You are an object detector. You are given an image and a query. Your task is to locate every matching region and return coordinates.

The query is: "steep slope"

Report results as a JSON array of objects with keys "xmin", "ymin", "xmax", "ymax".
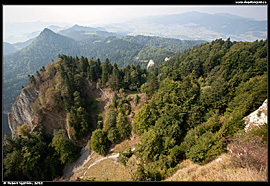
[
  {"xmin": 128, "ymin": 39, "xmax": 267, "ymax": 180},
  {"xmin": 3, "ymin": 42, "xmax": 19, "ymax": 55},
  {"xmin": 244, "ymin": 99, "xmax": 267, "ymax": 132},
  {"xmin": 3, "ymin": 28, "xmax": 80, "ymax": 112},
  {"xmin": 3, "ymin": 28, "xmax": 79, "ymax": 78},
  {"xmin": 165, "ymin": 153, "xmax": 266, "ymax": 181},
  {"xmin": 166, "ymin": 99, "xmax": 267, "ymax": 181},
  {"xmin": 8, "ymin": 87, "xmax": 39, "ymax": 138},
  {"xmin": 13, "ymin": 37, "xmax": 36, "ymax": 50}
]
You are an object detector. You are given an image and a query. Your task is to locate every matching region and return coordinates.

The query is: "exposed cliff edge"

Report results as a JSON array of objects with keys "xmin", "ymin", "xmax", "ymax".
[
  {"xmin": 7, "ymin": 78, "xmax": 111, "ymax": 140},
  {"xmin": 8, "ymin": 87, "xmax": 39, "ymax": 138},
  {"xmin": 244, "ymin": 99, "xmax": 267, "ymax": 132}
]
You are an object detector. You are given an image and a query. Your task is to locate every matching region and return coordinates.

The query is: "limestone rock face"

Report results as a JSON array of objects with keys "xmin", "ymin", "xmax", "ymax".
[
  {"xmin": 147, "ymin": 59, "xmax": 155, "ymax": 69},
  {"xmin": 8, "ymin": 87, "xmax": 39, "ymax": 138},
  {"xmin": 244, "ymin": 99, "xmax": 267, "ymax": 132}
]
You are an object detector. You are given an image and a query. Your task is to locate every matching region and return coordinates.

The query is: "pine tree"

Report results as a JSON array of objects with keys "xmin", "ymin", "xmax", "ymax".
[
  {"xmin": 124, "ymin": 64, "xmax": 131, "ymax": 88},
  {"xmin": 80, "ymin": 56, "xmax": 89, "ymax": 73},
  {"xmin": 90, "ymin": 129, "xmax": 110, "ymax": 156},
  {"xmin": 87, "ymin": 63, "xmax": 97, "ymax": 82},
  {"xmin": 102, "ymin": 58, "xmax": 110, "ymax": 86},
  {"xmin": 116, "ymin": 112, "xmax": 130, "ymax": 140},
  {"xmin": 110, "ymin": 63, "xmax": 120, "ymax": 90}
]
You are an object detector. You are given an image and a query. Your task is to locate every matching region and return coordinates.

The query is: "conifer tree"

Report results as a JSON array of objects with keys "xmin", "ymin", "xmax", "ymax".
[
  {"xmin": 102, "ymin": 58, "xmax": 110, "ymax": 86},
  {"xmin": 110, "ymin": 63, "xmax": 120, "ymax": 90}
]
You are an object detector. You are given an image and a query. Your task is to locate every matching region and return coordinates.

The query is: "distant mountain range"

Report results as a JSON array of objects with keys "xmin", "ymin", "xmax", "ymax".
[
  {"xmin": 4, "ymin": 11, "xmax": 267, "ymax": 46},
  {"xmin": 105, "ymin": 11, "xmax": 267, "ymax": 41}
]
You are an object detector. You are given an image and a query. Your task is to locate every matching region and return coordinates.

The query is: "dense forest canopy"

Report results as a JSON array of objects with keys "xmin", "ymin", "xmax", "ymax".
[
  {"xmin": 131, "ymin": 38, "xmax": 267, "ymax": 180},
  {"xmin": 3, "ymin": 38, "xmax": 267, "ymax": 181}
]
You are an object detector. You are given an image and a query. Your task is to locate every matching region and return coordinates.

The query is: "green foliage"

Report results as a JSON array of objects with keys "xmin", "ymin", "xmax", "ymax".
[
  {"xmin": 133, "ymin": 104, "xmax": 154, "ymax": 135},
  {"xmin": 224, "ymin": 73, "xmax": 267, "ymax": 135},
  {"xmin": 27, "ymin": 74, "xmax": 36, "ymax": 86},
  {"xmin": 109, "ymin": 63, "xmax": 121, "ymax": 91},
  {"xmin": 134, "ymin": 94, "xmax": 140, "ymax": 106},
  {"xmin": 170, "ymin": 144, "xmax": 185, "ymax": 163},
  {"xmin": 117, "ymin": 148, "xmax": 133, "ymax": 166},
  {"xmin": 52, "ymin": 129, "xmax": 81, "ymax": 164},
  {"xmin": 134, "ymin": 163, "xmax": 147, "ymax": 181},
  {"xmin": 141, "ymin": 72, "xmax": 159, "ymax": 98},
  {"xmin": 134, "ymin": 39, "xmax": 267, "ymax": 178},
  {"xmin": 3, "ymin": 132, "xmax": 63, "ymax": 181},
  {"xmin": 136, "ymin": 128, "xmax": 163, "ymax": 162},
  {"xmin": 4, "ymin": 38, "xmax": 267, "ymax": 181},
  {"xmin": 90, "ymin": 129, "xmax": 110, "ymax": 156},
  {"xmin": 248, "ymin": 123, "xmax": 267, "ymax": 144},
  {"xmin": 101, "ymin": 58, "xmax": 111, "ymax": 86},
  {"xmin": 102, "ymin": 94, "xmax": 131, "ymax": 144},
  {"xmin": 17, "ymin": 124, "xmax": 30, "ymax": 138},
  {"xmin": 68, "ymin": 106, "xmax": 91, "ymax": 140},
  {"xmin": 116, "ymin": 112, "xmax": 130, "ymax": 140},
  {"xmin": 186, "ymin": 132, "xmax": 214, "ymax": 163}
]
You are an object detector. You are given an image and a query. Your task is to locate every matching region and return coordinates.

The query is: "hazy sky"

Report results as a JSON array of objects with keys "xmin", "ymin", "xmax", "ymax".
[{"xmin": 3, "ymin": 5, "xmax": 268, "ymax": 25}]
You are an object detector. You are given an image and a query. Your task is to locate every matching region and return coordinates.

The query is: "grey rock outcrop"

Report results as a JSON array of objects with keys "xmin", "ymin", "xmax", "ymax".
[
  {"xmin": 244, "ymin": 99, "xmax": 267, "ymax": 132},
  {"xmin": 8, "ymin": 87, "xmax": 39, "ymax": 138}
]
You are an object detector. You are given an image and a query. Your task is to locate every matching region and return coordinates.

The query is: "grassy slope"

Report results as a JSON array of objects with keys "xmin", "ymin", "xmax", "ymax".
[{"xmin": 165, "ymin": 153, "xmax": 267, "ymax": 181}]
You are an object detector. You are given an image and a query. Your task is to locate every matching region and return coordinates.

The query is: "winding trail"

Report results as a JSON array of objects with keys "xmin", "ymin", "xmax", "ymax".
[
  {"xmin": 63, "ymin": 147, "xmax": 91, "ymax": 179},
  {"xmin": 63, "ymin": 147, "xmax": 120, "ymax": 180},
  {"xmin": 81, "ymin": 153, "xmax": 120, "ymax": 178}
]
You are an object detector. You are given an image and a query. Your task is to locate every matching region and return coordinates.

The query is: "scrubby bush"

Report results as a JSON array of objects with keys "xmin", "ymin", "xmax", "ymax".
[
  {"xmin": 227, "ymin": 130, "xmax": 267, "ymax": 172},
  {"xmin": 90, "ymin": 129, "xmax": 110, "ymax": 156},
  {"xmin": 170, "ymin": 144, "xmax": 185, "ymax": 163}
]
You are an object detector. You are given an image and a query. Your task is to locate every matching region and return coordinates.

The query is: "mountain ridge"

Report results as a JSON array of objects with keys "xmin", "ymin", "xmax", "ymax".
[
  {"xmin": 116, "ymin": 11, "xmax": 267, "ymax": 41},
  {"xmin": 3, "ymin": 27, "xmax": 205, "ymax": 113}
]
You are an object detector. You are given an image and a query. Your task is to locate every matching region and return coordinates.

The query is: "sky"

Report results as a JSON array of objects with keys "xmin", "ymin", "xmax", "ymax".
[{"xmin": 3, "ymin": 5, "xmax": 268, "ymax": 25}]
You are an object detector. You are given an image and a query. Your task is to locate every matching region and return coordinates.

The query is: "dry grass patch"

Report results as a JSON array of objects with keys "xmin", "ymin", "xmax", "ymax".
[
  {"xmin": 165, "ymin": 154, "xmax": 267, "ymax": 181},
  {"xmin": 83, "ymin": 158, "xmax": 131, "ymax": 181}
]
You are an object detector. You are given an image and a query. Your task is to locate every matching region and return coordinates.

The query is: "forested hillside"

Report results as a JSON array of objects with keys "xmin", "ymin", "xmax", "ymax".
[
  {"xmin": 3, "ymin": 28, "xmax": 205, "ymax": 113},
  {"xmin": 130, "ymin": 38, "xmax": 267, "ymax": 180},
  {"xmin": 3, "ymin": 38, "xmax": 267, "ymax": 181}
]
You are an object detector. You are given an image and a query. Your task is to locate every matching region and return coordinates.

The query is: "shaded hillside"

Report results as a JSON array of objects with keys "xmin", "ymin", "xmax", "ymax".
[
  {"xmin": 3, "ymin": 42, "xmax": 19, "ymax": 55},
  {"xmin": 3, "ymin": 29, "xmax": 80, "ymax": 112},
  {"xmin": 58, "ymin": 24, "xmax": 122, "ymax": 41},
  {"xmin": 3, "ymin": 27, "xmax": 205, "ymax": 112}
]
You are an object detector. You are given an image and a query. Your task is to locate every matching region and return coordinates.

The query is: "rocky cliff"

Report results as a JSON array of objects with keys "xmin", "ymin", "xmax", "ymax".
[
  {"xmin": 7, "ymin": 79, "xmax": 109, "ymax": 139},
  {"xmin": 244, "ymin": 99, "xmax": 267, "ymax": 132},
  {"xmin": 8, "ymin": 87, "xmax": 39, "ymax": 138}
]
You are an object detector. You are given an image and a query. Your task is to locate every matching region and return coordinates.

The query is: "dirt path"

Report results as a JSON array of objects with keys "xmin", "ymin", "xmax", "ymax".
[
  {"xmin": 63, "ymin": 146, "xmax": 120, "ymax": 180},
  {"xmin": 81, "ymin": 152, "xmax": 120, "ymax": 178},
  {"xmin": 62, "ymin": 147, "xmax": 92, "ymax": 179}
]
